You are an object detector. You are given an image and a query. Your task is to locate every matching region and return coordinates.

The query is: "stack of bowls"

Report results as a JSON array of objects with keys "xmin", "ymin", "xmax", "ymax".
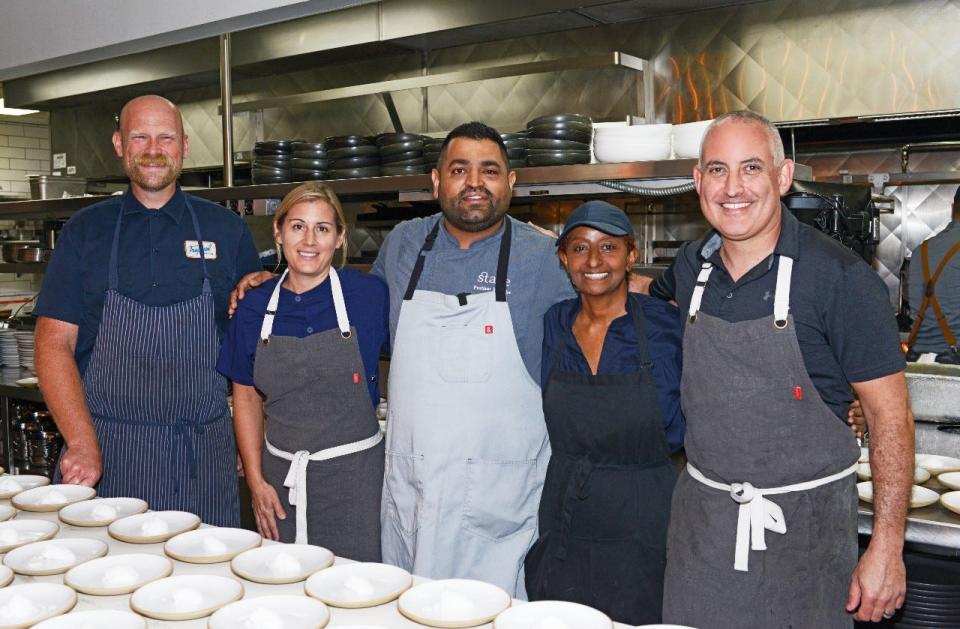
[
  {"xmin": 422, "ymin": 137, "xmax": 444, "ymax": 168},
  {"xmin": 378, "ymin": 133, "xmax": 429, "ymax": 177},
  {"xmin": 888, "ymin": 551, "xmax": 960, "ymax": 627},
  {"xmin": 252, "ymin": 141, "xmax": 297, "ymax": 184},
  {"xmin": 593, "ymin": 123, "xmax": 673, "ymax": 163},
  {"xmin": 289, "ymin": 142, "xmax": 328, "ymax": 181},
  {"xmin": 501, "ymin": 132, "xmax": 527, "ymax": 169},
  {"xmin": 325, "ymin": 136, "xmax": 380, "ymax": 179},
  {"xmin": 525, "ymin": 114, "xmax": 593, "ymax": 167},
  {"xmin": 673, "ymin": 119, "xmax": 714, "ymax": 159}
]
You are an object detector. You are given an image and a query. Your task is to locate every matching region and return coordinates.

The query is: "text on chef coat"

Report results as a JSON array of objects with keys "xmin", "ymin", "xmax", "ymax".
[
  {"xmin": 473, "ymin": 271, "xmax": 512, "ymax": 294},
  {"xmin": 184, "ymin": 240, "xmax": 218, "ymax": 259}
]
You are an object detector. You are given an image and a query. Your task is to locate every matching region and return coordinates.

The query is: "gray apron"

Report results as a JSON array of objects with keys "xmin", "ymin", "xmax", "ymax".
[
  {"xmin": 255, "ymin": 268, "xmax": 384, "ymax": 560},
  {"xmin": 662, "ymin": 255, "xmax": 860, "ymax": 629},
  {"xmin": 69, "ymin": 190, "xmax": 239, "ymax": 527},
  {"xmin": 381, "ymin": 217, "xmax": 549, "ymax": 598}
]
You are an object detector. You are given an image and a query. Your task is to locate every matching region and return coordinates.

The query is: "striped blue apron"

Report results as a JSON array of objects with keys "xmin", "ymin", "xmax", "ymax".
[{"xmin": 65, "ymin": 191, "xmax": 239, "ymax": 526}]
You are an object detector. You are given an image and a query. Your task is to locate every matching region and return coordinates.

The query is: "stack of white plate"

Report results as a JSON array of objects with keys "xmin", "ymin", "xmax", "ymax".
[
  {"xmin": 14, "ymin": 331, "xmax": 34, "ymax": 372},
  {"xmin": 673, "ymin": 119, "xmax": 713, "ymax": 159},
  {"xmin": 0, "ymin": 331, "xmax": 18, "ymax": 368},
  {"xmin": 593, "ymin": 123, "xmax": 673, "ymax": 163}
]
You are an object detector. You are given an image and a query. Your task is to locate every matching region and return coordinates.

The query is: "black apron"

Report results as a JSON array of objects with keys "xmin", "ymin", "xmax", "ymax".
[{"xmin": 525, "ymin": 294, "xmax": 677, "ymax": 625}]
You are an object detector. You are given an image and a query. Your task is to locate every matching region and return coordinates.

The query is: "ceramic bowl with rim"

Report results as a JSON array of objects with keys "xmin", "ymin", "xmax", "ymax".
[
  {"xmin": 31, "ymin": 609, "xmax": 146, "ymax": 629},
  {"xmin": 856, "ymin": 463, "xmax": 930, "ymax": 484},
  {"xmin": 231, "ymin": 543, "xmax": 334, "ymax": 584},
  {"xmin": 208, "ymin": 594, "xmax": 330, "ymax": 629},
  {"xmin": 916, "ymin": 453, "xmax": 960, "ymax": 474},
  {"xmin": 0, "ymin": 567, "xmax": 12, "ymax": 589},
  {"xmin": 163, "ymin": 527, "xmax": 261, "ymax": 564},
  {"xmin": 108, "ymin": 511, "xmax": 200, "ymax": 544},
  {"xmin": 58, "ymin": 497, "xmax": 148, "ymax": 527},
  {"xmin": 593, "ymin": 123, "xmax": 672, "ymax": 141},
  {"xmin": 398, "ymin": 579, "xmax": 511, "ymax": 628},
  {"xmin": 857, "ymin": 482, "xmax": 939, "ymax": 509},
  {"xmin": 593, "ymin": 140, "xmax": 671, "ymax": 163},
  {"xmin": 3, "ymin": 538, "xmax": 109, "ymax": 576},
  {"xmin": 130, "ymin": 574, "xmax": 244, "ymax": 621},
  {"xmin": 938, "ymin": 471, "xmax": 960, "ymax": 491},
  {"xmin": 0, "ymin": 507, "xmax": 15, "ymax": 524},
  {"xmin": 941, "ymin": 491, "xmax": 960, "ymax": 516},
  {"xmin": 64, "ymin": 553, "xmax": 173, "ymax": 596},
  {"xmin": 305, "ymin": 562, "xmax": 412, "ymax": 608},
  {"xmin": 0, "ymin": 582, "xmax": 76, "ymax": 629},
  {"xmin": 0, "ymin": 520, "xmax": 59, "ymax": 553},
  {"xmin": 494, "ymin": 600, "xmax": 612, "ymax": 629},
  {"xmin": 12, "ymin": 484, "xmax": 96, "ymax": 512},
  {"xmin": 0, "ymin": 475, "xmax": 49, "ymax": 500},
  {"xmin": 672, "ymin": 119, "xmax": 714, "ymax": 158}
]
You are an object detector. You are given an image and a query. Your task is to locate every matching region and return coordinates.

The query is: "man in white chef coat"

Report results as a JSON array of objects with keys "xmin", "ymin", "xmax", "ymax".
[{"xmin": 649, "ymin": 110, "xmax": 913, "ymax": 627}]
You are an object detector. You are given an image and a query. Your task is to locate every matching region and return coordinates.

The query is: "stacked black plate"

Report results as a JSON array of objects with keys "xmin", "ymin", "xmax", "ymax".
[
  {"xmin": 289, "ymin": 142, "xmax": 328, "ymax": 181},
  {"xmin": 423, "ymin": 137, "xmax": 444, "ymax": 168},
  {"xmin": 501, "ymin": 132, "xmax": 527, "ymax": 169},
  {"xmin": 253, "ymin": 140, "xmax": 298, "ymax": 184},
  {"xmin": 525, "ymin": 114, "xmax": 593, "ymax": 167},
  {"xmin": 325, "ymin": 136, "xmax": 380, "ymax": 179},
  {"xmin": 377, "ymin": 133, "xmax": 429, "ymax": 177},
  {"xmin": 891, "ymin": 552, "xmax": 960, "ymax": 628}
]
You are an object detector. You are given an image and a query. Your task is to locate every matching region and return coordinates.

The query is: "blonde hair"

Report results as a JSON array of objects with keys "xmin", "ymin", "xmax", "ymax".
[{"xmin": 274, "ymin": 182, "xmax": 348, "ymax": 268}]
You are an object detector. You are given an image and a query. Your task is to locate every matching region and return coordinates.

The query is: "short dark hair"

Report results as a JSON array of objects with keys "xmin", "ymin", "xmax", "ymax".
[{"xmin": 437, "ymin": 121, "xmax": 510, "ymax": 168}]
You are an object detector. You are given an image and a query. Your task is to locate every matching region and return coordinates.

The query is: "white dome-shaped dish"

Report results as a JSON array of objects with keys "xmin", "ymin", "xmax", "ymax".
[
  {"xmin": 231, "ymin": 543, "xmax": 334, "ymax": 584},
  {"xmin": 857, "ymin": 482, "xmax": 939, "ymax": 509},
  {"xmin": 4, "ymin": 538, "xmax": 108, "ymax": 576},
  {"xmin": 398, "ymin": 579, "xmax": 511, "ymax": 628},
  {"xmin": 0, "ymin": 583, "xmax": 76, "ymax": 629},
  {"xmin": 130, "ymin": 574, "xmax": 243, "ymax": 621},
  {"xmin": 916, "ymin": 453, "xmax": 960, "ymax": 474},
  {"xmin": 0, "ymin": 520, "xmax": 59, "ymax": 553},
  {"xmin": 0, "ymin": 475, "xmax": 49, "ymax": 500},
  {"xmin": 108, "ymin": 511, "xmax": 200, "ymax": 544},
  {"xmin": 164, "ymin": 527, "xmax": 261, "ymax": 564},
  {"xmin": 58, "ymin": 497, "xmax": 148, "ymax": 527},
  {"xmin": 31, "ymin": 609, "xmax": 145, "ymax": 629},
  {"xmin": 856, "ymin": 463, "xmax": 930, "ymax": 484},
  {"xmin": 12, "ymin": 484, "xmax": 96, "ymax": 512},
  {"xmin": 672, "ymin": 119, "xmax": 714, "ymax": 158},
  {"xmin": 64, "ymin": 553, "xmax": 173, "ymax": 595},
  {"xmin": 305, "ymin": 562, "xmax": 412, "ymax": 608},
  {"xmin": 494, "ymin": 600, "xmax": 612, "ymax": 629},
  {"xmin": 208, "ymin": 594, "xmax": 330, "ymax": 629}
]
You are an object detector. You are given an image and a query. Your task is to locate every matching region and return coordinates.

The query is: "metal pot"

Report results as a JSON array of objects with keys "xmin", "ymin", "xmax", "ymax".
[
  {"xmin": 1, "ymin": 240, "xmax": 39, "ymax": 263},
  {"xmin": 14, "ymin": 247, "xmax": 50, "ymax": 263}
]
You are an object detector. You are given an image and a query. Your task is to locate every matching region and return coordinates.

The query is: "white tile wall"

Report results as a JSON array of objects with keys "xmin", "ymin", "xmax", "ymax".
[{"xmin": 0, "ymin": 114, "xmax": 50, "ymax": 198}]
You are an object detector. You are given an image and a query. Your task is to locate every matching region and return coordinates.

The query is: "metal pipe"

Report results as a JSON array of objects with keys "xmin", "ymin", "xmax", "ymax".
[
  {"xmin": 900, "ymin": 141, "xmax": 960, "ymax": 173},
  {"xmin": 219, "ymin": 33, "xmax": 234, "ymax": 188}
]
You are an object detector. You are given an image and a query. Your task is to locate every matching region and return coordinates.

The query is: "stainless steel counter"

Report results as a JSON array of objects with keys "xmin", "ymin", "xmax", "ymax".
[{"xmin": 0, "ymin": 368, "xmax": 42, "ymax": 404}]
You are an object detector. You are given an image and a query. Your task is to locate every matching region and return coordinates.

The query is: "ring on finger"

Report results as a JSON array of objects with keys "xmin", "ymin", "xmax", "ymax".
[{"xmin": 882, "ymin": 611, "xmax": 896, "ymax": 619}]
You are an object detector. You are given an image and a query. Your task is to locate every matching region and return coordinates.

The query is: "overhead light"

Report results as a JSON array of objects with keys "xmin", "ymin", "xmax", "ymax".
[{"xmin": 0, "ymin": 98, "xmax": 39, "ymax": 116}]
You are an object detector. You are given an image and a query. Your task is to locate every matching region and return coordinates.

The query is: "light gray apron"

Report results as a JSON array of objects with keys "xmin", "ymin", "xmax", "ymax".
[
  {"xmin": 255, "ymin": 268, "xmax": 384, "ymax": 560},
  {"xmin": 662, "ymin": 255, "xmax": 860, "ymax": 629},
  {"xmin": 381, "ymin": 217, "xmax": 549, "ymax": 598}
]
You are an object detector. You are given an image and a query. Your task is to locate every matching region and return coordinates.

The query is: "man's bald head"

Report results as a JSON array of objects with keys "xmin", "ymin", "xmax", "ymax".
[
  {"xmin": 118, "ymin": 95, "xmax": 184, "ymax": 136},
  {"xmin": 112, "ymin": 95, "xmax": 189, "ymax": 204}
]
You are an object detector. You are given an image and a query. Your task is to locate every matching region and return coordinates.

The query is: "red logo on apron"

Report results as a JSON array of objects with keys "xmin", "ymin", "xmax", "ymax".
[
  {"xmin": 484, "ymin": 325, "xmax": 494, "ymax": 335},
  {"xmin": 793, "ymin": 385, "xmax": 803, "ymax": 400},
  {"xmin": 353, "ymin": 372, "xmax": 361, "ymax": 384}
]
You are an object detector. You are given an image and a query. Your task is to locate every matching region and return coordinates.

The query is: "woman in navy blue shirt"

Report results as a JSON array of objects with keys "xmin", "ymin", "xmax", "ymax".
[
  {"xmin": 218, "ymin": 182, "xmax": 388, "ymax": 561},
  {"xmin": 524, "ymin": 201, "xmax": 684, "ymax": 625}
]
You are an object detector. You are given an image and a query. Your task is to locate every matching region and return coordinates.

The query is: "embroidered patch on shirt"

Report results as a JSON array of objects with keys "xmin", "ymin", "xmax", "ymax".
[{"xmin": 184, "ymin": 240, "xmax": 217, "ymax": 259}]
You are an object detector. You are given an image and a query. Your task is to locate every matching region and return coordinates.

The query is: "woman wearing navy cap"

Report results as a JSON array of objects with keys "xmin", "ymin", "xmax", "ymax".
[
  {"xmin": 524, "ymin": 200, "xmax": 684, "ymax": 625},
  {"xmin": 217, "ymin": 182, "xmax": 388, "ymax": 560}
]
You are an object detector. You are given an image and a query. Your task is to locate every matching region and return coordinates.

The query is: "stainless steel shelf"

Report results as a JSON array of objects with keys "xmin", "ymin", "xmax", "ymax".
[{"xmin": 0, "ymin": 263, "xmax": 47, "ymax": 274}]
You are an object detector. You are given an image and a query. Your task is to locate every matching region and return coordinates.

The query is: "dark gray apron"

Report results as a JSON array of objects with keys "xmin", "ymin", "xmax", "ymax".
[
  {"xmin": 255, "ymin": 268, "xmax": 384, "ymax": 561},
  {"xmin": 662, "ymin": 255, "xmax": 860, "ymax": 629},
  {"xmin": 69, "ymin": 190, "xmax": 239, "ymax": 527}
]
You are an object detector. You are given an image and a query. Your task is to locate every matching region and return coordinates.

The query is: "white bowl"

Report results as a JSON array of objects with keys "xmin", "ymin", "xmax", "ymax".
[
  {"xmin": 916, "ymin": 453, "xmax": 960, "ymax": 473},
  {"xmin": 0, "ymin": 567, "xmax": 12, "ymax": 589},
  {"xmin": 856, "ymin": 463, "xmax": 930, "ymax": 484},
  {"xmin": 938, "ymin": 471, "xmax": 960, "ymax": 490},
  {"xmin": 231, "ymin": 543, "xmax": 334, "ymax": 584},
  {"xmin": 305, "ymin": 562, "xmax": 412, "ymax": 608},
  {"xmin": 65, "ymin": 553, "xmax": 173, "ymax": 595},
  {"xmin": 941, "ymin": 491, "xmax": 960, "ymax": 516},
  {"xmin": 130, "ymin": 574, "xmax": 243, "ymax": 621},
  {"xmin": 594, "ymin": 141, "xmax": 671, "ymax": 163},
  {"xmin": 858, "ymin": 447, "xmax": 869, "ymax": 463},
  {"xmin": 398, "ymin": 579, "xmax": 511, "ymax": 628},
  {"xmin": 0, "ymin": 507, "xmax": 15, "ymax": 524},
  {"xmin": 58, "ymin": 497, "xmax": 148, "ymax": 527},
  {"xmin": 4, "ymin": 538, "xmax": 108, "ymax": 576},
  {"xmin": 0, "ymin": 583, "xmax": 76, "ymax": 629},
  {"xmin": 0, "ymin": 475, "xmax": 49, "ymax": 500},
  {"xmin": 32, "ymin": 609, "xmax": 145, "ymax": 629},
  {"xmin": 857, "ymin": 482, "xmax": 939, "ymax": 509},
  {"xmin": 164, "ymin": 527, "xmax": 261, "ymax": 564},
  {"xmin": 494, "ymin": 601, "xmax": 612, "ymax": 629},
  {"xmin": 108, "ymin": 511, "xmax": 200, "ymax": 544},
  {"xmin": 12, "ymin": 484, "xmax": 96, "ymax": 512},
  {"xmin": 0, "ymin": 520, "xmax": 59, "ymax": 553},
  {"xmin": 673, "ymin": 119, "xmax": 714, "ymax": 158},
  {"xmin": 594, "ymin": 123, "xmax": 672, "ymax": 141},
  {"xmin": 209, "ymin": 595, "xmax": 330, "ymax": 629}
]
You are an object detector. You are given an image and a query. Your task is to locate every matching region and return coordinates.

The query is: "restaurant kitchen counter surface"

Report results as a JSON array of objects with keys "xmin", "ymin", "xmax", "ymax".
[
  {"xmin": 0, "ymin": 500, "xmax": 634, "ymax": 628},
  {"xmin": 858, "ymin": 474, "xmax": 960, "ymax": 554}
]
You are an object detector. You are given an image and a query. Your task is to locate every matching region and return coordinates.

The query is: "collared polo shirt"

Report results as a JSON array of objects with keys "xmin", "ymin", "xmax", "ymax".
[
  {"xmin": 35, "ymin": 187, "xmax": 262, "ymax": 375},
  {"xmin": 651, "ymin": 207, "xmax": 905, "ymax": 420}
]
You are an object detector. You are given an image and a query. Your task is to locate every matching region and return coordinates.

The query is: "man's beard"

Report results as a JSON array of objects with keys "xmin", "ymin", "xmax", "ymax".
[
  {"xmin": 442, "ymin": 187, "xmax": 506, "ymax": 233},
  {"xmin": 127, "ymin": 154, "xmax": 180, "ymax": 192}
]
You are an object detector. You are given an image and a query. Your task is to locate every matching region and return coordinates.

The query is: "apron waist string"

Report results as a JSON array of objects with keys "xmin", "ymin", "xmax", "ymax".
[
  {"xmin": 686, "ymin": 461, "xmax": 857, "ymax": 572},
  {"xmin": 265, "ymin": 431, "xmax": 383, "ymax": 544}
]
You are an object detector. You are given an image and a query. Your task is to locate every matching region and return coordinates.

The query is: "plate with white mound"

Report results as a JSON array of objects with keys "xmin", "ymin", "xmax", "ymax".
[
  {"xmin": 305, "ymin": 562, "xmax": 412, "ymax": 608},
  {"xmin": 4, "ymin": 538, "xmax": 108, "ymax": 576},
  {"xmin": 856, "ymin": 463, "xmax": 930, "ymax": 484},
  {"xmin": 0, "ymin": 507, "xmax": 15, "ymax": 524},
  {"xmin": 32, "ymin": 609, "xmax": 145, "ymax": 629},
  {"xmin": 494, "ymin": 601, "xmax": 612, "ymax": 629},
  {"xmin": 64, "ymin": 553, "xmax": 173, "ymax": 595},
  {"xmin": 12, "ymin": 484, "xmax": 96, "ymax": 512},
  {"xmin": 938, "ymin": 471, "xmax": 960, "ymax": 491},
  {"xmin": 0, "ymin": 520, "xmax": 59, "ymax": 553},
  {"xmin": 130, "ymin": 574, "xmax": 243, "ymax": 621},
  {"xmin": 0, "ymin": 567, "xmax": 12, "ymax": 589},
  {"xmin": 857, "ymin": 482, "xmax": 939, "ymax": 509},
  {"xmin": 13, "ymin": 378, "xmax": 37, "ymax": 389},
  {"xmin": 164, "ymin": 527, "xmax": 261, "ymax": 564},
  {"xmin": 941, "ymin": 491, "xmax": 960, "ymax": 516},
  {"xmin": 398, "ymin": 579, "xmax": 511, "ymax": 628},
  {"xmin": 209, "ymin": 595, "xmax": 330, "ymax": 629},
  {"xmin": 59, "ymin": 497, "xmax": 148, "ymax": 527},
  {"xmin": 0, "ymin": 475, "xmax": 49, "ymax": 500},
  {"xmin": 108, "ymin": 511, "xmax": 200, "ymax": 544},
  {"xmin": 858, "ymin": 447, "xmax": 869, "ymax": 463},
  {"xmin": 0, "ymin": 583, "xmax": 76, "ymax": 629},
  {"xmin": 231, "ymin": 544, "xmax": 334, "ymax": 584},
  {"xmin": 916, "ymin": 453, "xmax": 960, "ymax": 474}
]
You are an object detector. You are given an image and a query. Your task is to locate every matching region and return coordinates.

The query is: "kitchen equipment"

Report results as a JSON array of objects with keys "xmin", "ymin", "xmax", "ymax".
[
  {"xmin": 14, "ymin": 247, "xmax": 50, "ymax": 263},
  {"xmin": 209, "ymin": 595, "xmax": 330, "ymax": 629},
  {"xmin": 305, "ymin": 562, "xmax": 412, "ymax": 608},
  {"xmin": 28, "ymin": 176, "xmax": 86, "ymax": 200},
  {"xmin": 0, "ymin": 241, "xmax": 38, "ymax": 263}
]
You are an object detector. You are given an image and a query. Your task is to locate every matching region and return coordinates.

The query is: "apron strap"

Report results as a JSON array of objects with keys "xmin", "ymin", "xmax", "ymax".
[
  {"xmin": 260, "ymin": 269, "xmax": 289, "ymax": 342},
  {"xmin": 403, "ymin": 218, "xmax": 442, "ymax": 300},
  {"xmin": 773, "ymin": 256, "xmax": 793, "ymax": 329},
  {"xmin": 260, "ymin": 268, "xmax": 352, "ymax": 342},
  {"xmin": 687, "ymin": 262, "xmax": 714, "ymax": 323},
  {"xmin": 908, "ymin": 239, "xmax": 960, "ymax": 350},
  {"xmin": 495, "ymin": 217, "xmax": 512, "ymax": 302},
  {"xmin": 265, "ymin": 431, "xmax": 383, "ymax": 544},
  {"xmin": 183, "ymin": 195, "xmax": 213, "ymax": 295}
]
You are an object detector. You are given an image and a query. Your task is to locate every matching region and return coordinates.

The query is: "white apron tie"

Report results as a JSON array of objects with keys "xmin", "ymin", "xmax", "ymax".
[{"xmin": 686, "ymin": 461, "xmax": 857, "ymax": 571}]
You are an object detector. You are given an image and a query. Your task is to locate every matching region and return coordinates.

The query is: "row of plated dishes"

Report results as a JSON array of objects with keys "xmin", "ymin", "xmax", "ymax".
[
  {"xmin": 856, "ymin": 450, "xmax": 960, "ymax": 512},
  {"xmin": 0, "ymin": 475, "xmax": 640, "ymax": 629}
]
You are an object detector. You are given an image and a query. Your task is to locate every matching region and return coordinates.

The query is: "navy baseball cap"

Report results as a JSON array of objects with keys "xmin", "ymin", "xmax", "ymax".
[{"xmin": 556, "ymin": 200, "xmax": 634, "ymax": 246}]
